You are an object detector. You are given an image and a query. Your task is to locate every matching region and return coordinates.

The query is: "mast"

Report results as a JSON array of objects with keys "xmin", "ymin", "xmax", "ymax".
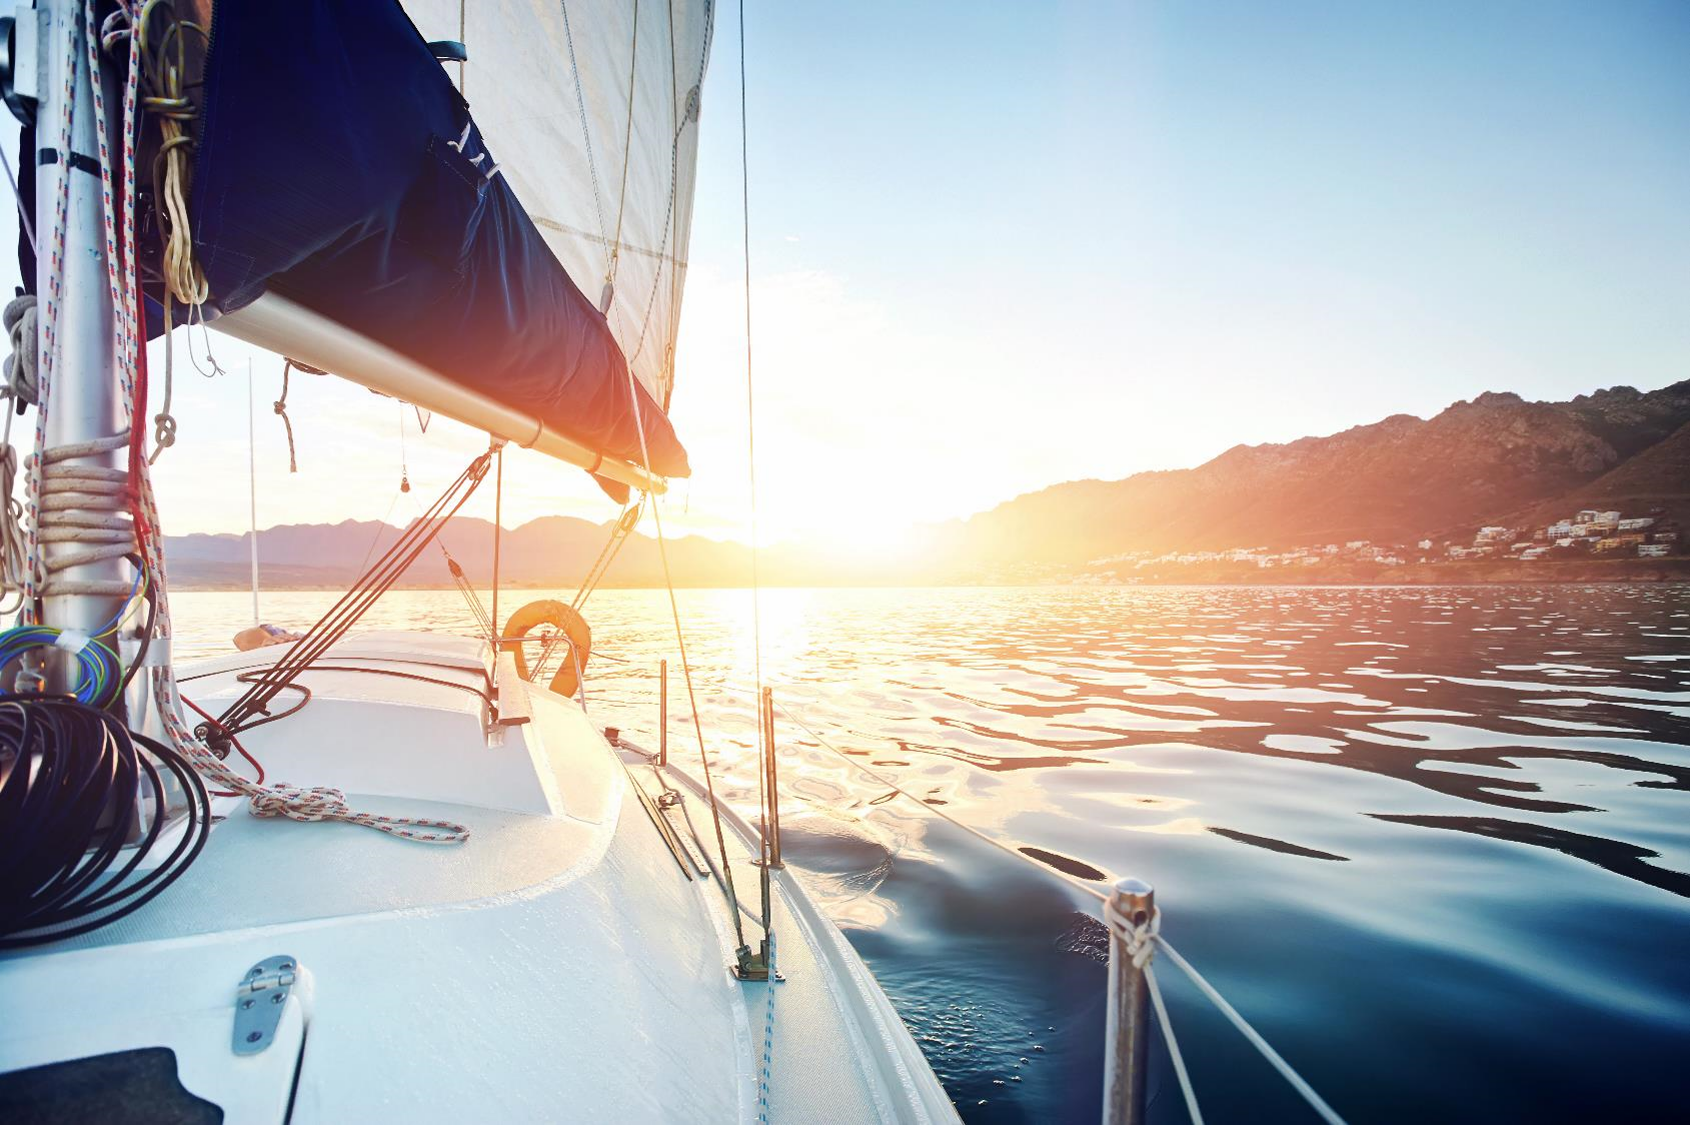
[{"xmin": 35, "ymin": 0, "xmax": 131, "ymax": 682}]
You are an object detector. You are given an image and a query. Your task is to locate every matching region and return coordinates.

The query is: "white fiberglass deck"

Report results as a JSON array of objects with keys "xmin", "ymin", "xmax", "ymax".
[{"xmin": 0, "ymin": 631, "xmax": 957, "ymax": 1123}]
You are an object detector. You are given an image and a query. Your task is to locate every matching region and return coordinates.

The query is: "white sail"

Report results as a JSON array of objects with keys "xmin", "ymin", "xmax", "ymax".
[{"xmin": 401, "ymin": 0, "xmax": 714, "ymax": 413}]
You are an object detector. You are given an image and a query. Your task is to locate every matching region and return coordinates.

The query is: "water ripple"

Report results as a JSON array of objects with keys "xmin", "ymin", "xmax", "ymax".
[{"xmin": 174, "ymin": 583, "xmax": 1690, "ymax": 1122}]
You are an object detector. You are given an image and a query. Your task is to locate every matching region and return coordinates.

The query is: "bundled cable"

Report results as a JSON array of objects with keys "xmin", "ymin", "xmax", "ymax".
[
  {"xmin": 0, "ymin": 626, "xmax": 121, "ymax": 706},
  {"xmin": 0, "ymin": 695, "xmax": 211, "ymax": 948}
]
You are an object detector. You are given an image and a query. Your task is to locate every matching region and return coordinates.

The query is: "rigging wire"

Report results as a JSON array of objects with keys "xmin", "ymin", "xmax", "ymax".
[
  {"xmin": 735, "ymin": 0, "xmax": 769, "ymax": 868},
  {"xmin": 0, "ymin": 139, "xmax": 37, "ymax": 255},
  {"xmin": 569, "ymin": 0, "xmax": 748, "ymax": 956},
  {"xmin": 491, "ymin": 444, "xmax": 503, "ymax": 642},
  {"xmin": 215, "ymin": 449, "xmax": 493, "ymax": 735}
]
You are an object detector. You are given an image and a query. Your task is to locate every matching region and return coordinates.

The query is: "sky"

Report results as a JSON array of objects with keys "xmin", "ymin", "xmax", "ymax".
[{"xmin": 1, "ymin": 0, "xmax": 1686, "ymax": 548}]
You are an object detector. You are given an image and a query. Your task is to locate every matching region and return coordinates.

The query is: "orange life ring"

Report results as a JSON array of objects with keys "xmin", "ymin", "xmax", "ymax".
[{"xmin": 501, "ymin": 600, "xmax": 592, "ymax": 698}]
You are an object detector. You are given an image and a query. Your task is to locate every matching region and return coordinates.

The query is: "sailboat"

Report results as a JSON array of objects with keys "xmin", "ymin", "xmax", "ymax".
[{"xmin": 0, "ymin": 1, "xmax": 960, "ymax": 1120}]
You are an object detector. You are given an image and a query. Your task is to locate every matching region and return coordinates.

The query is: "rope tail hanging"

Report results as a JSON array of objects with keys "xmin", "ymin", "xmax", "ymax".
[
  {"xmin": 275, "ymin": 359, "xmax": 303, "ymax": 472},
  {"xmin": 131, "ymin": 0, "xmax": 211, "ymax": 463}
]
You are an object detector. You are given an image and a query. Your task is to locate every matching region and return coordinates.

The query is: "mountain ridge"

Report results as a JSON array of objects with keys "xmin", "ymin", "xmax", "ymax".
[
  {"xmin": 164, "ymin": 379, "xmax": 1690, "ymax": 587},
  {"xmin": 938, "ymin": 378, "xmax": 1690, "ymax": 567}
]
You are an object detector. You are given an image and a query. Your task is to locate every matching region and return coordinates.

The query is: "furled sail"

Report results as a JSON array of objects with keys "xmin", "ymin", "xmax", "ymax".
[{"xmin": 178, "ymin": 0, "xmax": 714, "ymax": 483}]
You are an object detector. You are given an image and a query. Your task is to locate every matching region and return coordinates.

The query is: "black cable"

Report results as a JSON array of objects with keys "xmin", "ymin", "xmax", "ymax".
[
  {"xmin": 220, "ymin": 677, "xmax": 310, "ymax": 733},
  {"xmin": 0, "ymin": 695, "xmax": 211, "ymax": 949},
  {"xmin": 238, "ymin": 666, "xmax": 490, "ymax": 707},
  {"xmin": 258, "ymin": 665, "xmax": 490, "ymax": 702}
]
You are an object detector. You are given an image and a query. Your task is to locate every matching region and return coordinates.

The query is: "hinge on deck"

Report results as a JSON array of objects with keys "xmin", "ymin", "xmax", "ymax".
[{"xmin": 232, "ymin": 955, "xmax": 298, "ymax": 1056}]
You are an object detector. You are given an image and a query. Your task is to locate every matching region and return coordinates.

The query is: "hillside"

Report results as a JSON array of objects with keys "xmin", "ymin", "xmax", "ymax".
[
  {"xmin": 943, "ymin": 380, "xmax": 1690, "ymax": 568},
  {"xmin": 167, "ymin": 515, "xmax": 760, "ymax": 590},
  {"xmin": 165, "ymin": 379, "xmax": 1690, "ymax": 588}
]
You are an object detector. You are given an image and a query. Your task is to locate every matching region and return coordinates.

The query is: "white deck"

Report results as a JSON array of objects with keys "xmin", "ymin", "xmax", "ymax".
[{"xmin": 0, "ymin": 631, "xmax": 957, "ymax": 1123}]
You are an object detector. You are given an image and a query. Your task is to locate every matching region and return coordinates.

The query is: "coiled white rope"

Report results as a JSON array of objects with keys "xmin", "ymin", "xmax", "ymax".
[
  {"xmin": 3, "ymin": 296, "xmax": 39, "ymax": 408},
  {"xmin": 30, "ymin": 433, "xmax": 139, "ymax": 596}
]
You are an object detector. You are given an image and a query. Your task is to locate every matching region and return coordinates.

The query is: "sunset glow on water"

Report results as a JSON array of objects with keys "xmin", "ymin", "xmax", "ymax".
[{"xmin": 174, "ymin": 584, "xmax": 1690, "ymax": 1121}]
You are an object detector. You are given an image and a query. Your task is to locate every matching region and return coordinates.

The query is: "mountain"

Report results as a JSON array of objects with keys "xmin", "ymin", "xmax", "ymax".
[
  {"xmin": 167, "ymin": 515, "xmax": 760, "ymax": 590},
  {"xmin": 165, "ymin": 379, "xmax": 1690, "ymax": 588},
  {"xmin": 940, "ymin": 380, "xmax": 1690, "ymax": 568}
]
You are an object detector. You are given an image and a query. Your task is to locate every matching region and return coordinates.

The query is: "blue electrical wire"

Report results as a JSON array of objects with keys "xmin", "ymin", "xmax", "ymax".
[
  {"xmin": 90, "ymin": 566, "xmax": 146, "ymax": 637},
  {"xmin": 0, "ymin": 568, "xmax": 143, "ymax": 706},
  {"xmin": 0, "ymin": 626, "xmax": 120, "ymax": 705}
]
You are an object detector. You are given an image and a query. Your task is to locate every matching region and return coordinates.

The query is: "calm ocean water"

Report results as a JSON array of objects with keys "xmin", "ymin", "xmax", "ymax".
[{"xmin": 172, "ymin": 584, "xmax": 1690, "ymax": 1123}]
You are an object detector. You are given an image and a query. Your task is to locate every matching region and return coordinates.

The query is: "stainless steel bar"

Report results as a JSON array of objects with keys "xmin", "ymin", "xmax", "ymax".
[
  {"xmin": 1102, "ymin": 878, "xmax": 1156, "ymax": 1125},
  {"xmin": 658, "ymin": 659, "xmax": 668, "ymax": 768},
  {"xmin": 763, "ymin": 686, "xmax": 783, "ymax": 869}
]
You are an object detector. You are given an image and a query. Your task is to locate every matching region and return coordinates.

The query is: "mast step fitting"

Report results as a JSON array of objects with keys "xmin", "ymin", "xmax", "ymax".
[{"xmin": 232, "ymin": 955, "xmax": 298, "ymax": 1056}]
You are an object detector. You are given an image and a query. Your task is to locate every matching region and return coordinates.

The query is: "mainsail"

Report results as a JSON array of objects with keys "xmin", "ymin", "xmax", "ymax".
[{"xmin": 179, "ymin": 0, "xmax": 713, "ymax": 485}]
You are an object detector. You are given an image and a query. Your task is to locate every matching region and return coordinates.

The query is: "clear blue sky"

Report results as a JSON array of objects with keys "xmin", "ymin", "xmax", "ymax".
[{"xmin": 2, "ymin": 1, "xmax": 1686, "ymax": 543}]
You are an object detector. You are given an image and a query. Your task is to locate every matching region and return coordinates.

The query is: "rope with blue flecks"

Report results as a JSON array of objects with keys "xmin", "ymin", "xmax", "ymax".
[{"xmin": 757, "ymin": 931, "xmax": 778, "ymax": 1123}]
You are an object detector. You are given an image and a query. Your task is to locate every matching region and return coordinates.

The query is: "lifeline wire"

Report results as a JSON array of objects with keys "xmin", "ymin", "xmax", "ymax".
[{"xmin": 770, "ymin": 698, "xmax": 1348, "ymax": 1125}]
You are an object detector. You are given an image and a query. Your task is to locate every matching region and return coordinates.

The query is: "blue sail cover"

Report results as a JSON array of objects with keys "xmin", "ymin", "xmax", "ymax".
[{"xmin": 188, "ymin": 1, "xmax": 689, "ymax": 478}]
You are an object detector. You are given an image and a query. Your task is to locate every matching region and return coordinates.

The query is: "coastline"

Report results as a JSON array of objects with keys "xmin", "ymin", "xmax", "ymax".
[{"xmin": 168, "ymin": 557, "xmax": 1690, "ymax": 592}]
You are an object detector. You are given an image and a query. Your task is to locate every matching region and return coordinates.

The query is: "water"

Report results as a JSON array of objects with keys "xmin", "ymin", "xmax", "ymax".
[{"xmin": 173, "ymin": 585, "xmax": 1690, "ymax": 1122}]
